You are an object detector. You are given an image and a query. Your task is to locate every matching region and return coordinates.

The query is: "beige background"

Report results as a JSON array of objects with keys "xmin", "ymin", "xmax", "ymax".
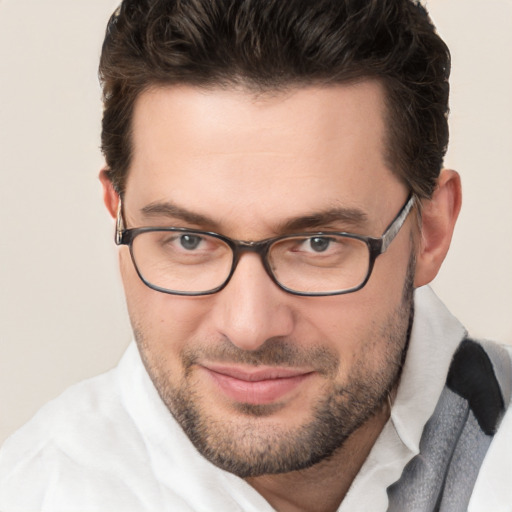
[{"xmin": 1, "ymin": 0, "xmax": 511, "ymax": 445}]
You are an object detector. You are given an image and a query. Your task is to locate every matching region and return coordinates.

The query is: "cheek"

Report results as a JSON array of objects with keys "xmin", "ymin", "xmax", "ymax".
[
  {"xmin": 119, "ymin": 249, "xmax": 211, "ymax": 347},
  {"xmin": 292, "ymin": 297, "xmax": 373, "ymax": 367},
  {"xmin": 294, "ymin": 262, "xmax": 409, "ymax": 372}
]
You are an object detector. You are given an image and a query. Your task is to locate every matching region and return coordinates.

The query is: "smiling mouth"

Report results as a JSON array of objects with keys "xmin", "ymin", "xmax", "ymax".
[{"xmin": 200, "ymin": 364, "xmax": 315, "ymax": 405}]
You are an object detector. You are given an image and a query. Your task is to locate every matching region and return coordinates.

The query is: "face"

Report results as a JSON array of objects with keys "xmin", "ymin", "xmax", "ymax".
[{"xmin": 117, "ymin": 81, "xmax": 415, "ymax": 477}]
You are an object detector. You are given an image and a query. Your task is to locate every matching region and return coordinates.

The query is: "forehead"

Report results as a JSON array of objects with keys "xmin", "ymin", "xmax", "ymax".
[{"xmin": 125, "ymin": 82, "xmax": 405, "ymax": 235}]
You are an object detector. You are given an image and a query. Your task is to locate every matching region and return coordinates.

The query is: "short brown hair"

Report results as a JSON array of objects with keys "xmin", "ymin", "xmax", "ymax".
[{"xmin": 99, "ymin": 0, "xmax": 450, "ymax": 199}]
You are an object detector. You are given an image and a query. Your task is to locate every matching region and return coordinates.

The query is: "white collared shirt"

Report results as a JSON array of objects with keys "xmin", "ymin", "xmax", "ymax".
[{"xmin": 1, "ymin": 286, "xmax": 511, "ymax": 511}]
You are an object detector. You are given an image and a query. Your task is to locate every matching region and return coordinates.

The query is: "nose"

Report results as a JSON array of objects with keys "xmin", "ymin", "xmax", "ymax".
[{"xmin": 209, "ymin": 252, "xmax": 295, "ymax": 351}]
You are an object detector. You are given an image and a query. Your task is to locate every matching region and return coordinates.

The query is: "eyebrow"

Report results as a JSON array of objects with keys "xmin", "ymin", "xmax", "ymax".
[
  {"xmin": 139, "ymin": 201, "xmax": 368, "ymax": 235},
  {"xmin": 140, "ymin": 202, "xmax": 219, "ymax": 229},
  {"xmin": 277, "ymin": 208, "xmax": 368, "ymax": 233}
]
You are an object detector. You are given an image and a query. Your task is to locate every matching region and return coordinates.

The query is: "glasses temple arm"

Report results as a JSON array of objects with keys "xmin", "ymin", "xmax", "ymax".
[
  {"xmin": 380, "ymin": 195, "xmax": 415, "ymax": 253},
  {"xmin": 115, "ymin": 199, "xmax": 125, "ymax": 245}
]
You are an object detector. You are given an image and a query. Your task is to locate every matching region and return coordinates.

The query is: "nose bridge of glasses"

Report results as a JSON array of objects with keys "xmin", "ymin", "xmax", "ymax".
[
  {"xmin": 228, "ymin": 238, "xmax": 276, "ymax": 283},
  {"xmin": 229, "ymin": 237, "xmax": 267, "ymax": 265},
  {"xmin": 231, "ymin": 238, "xmax": 272, "ymax": 256}
]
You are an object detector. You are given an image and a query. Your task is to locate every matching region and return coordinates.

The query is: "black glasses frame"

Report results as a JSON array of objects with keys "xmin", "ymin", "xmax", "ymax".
[{"xmin": 115, "ymin": 195, "xmax": 415, "ymax": 297}]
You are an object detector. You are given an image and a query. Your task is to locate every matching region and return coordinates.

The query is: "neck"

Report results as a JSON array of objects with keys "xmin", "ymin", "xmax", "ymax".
[{"xmin": 245, "ymin": 397, "xmax": 391, "ymax": 512}]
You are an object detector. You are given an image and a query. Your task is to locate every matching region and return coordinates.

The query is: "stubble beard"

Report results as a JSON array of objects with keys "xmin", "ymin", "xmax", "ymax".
[{"xmin": 134, "ymin": 259, "xmax": 415, "ymax": 478}]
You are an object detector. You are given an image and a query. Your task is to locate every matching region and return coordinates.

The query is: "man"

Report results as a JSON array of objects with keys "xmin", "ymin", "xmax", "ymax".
[{"xmin": 1, "ymin": 0, "xmax": 511, "ymax": 510}]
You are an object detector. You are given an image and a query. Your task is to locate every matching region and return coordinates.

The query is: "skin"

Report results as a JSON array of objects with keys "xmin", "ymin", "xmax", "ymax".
[{"xmin": 100, "ymin": 81, "xmax": 461, "ymax": 511}]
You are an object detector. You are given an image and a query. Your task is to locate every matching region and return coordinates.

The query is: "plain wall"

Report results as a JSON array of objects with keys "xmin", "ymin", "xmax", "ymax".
[{"xmin": 1, "ymin": 0, "xmax": 511, "ymax": 445}]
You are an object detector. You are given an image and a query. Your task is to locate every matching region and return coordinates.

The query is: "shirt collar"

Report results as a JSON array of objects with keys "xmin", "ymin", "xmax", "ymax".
[
  {"xmin": 339, "ymin": 285, "xmax": 468, "ymax": 511},
  {"xmin": 390, "ymin": 285, "xmax": 468, "ymax": 455},
  {"xmin": 121, "ymin": 285, "xmax": 468, "ymax": 511}
]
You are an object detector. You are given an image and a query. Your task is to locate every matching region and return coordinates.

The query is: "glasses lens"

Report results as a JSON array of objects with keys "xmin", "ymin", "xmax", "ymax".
[
  {"xmin": 130, "ymin": 230, "xmax": 233, "ymax": 293},
  {"xmin": 268, "ymin": 235, "xmax": 370, "ymax": 294}
]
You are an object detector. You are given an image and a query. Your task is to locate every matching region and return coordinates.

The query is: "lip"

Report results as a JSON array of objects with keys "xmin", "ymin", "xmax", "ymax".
[{"xmin": 201, "ymin": 364, "xmax": 315, "ymax": 405}]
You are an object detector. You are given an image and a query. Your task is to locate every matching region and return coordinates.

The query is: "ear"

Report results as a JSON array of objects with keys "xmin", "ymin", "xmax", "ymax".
[
  {"xmin": 99, "ymin": 168, "xmax": 120, "ymax": 219},
  {"xmin": 414, "ymin": 169, "xmax": 462, "ymax": 287}
]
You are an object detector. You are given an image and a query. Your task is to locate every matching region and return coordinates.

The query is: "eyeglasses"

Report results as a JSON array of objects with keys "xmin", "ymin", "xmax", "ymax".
[{"xmin": 115, "ymin": 195, "xmax": 415, "ymax": 297}]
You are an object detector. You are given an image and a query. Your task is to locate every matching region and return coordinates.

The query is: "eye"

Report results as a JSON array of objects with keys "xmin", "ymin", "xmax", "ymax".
[
  {"xmin": 179, "ymin": 234, "xmax": 202, "ymax": 250},
  {"xmin": 307, "ymin": 237, "xmax": 332, "ymax": 253},
  {"xmin": 156, "ymin": 232, "xmax": 210, "ymax": 254},
  {"xmin": 290, "ymin": 235, "xmax": 352, "ymax": 259}
]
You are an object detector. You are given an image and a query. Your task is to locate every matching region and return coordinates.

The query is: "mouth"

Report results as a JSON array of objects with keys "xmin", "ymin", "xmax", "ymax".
[{"xmin": 200, "ymin": 364, "xmax": 315, "ymax": 405}]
